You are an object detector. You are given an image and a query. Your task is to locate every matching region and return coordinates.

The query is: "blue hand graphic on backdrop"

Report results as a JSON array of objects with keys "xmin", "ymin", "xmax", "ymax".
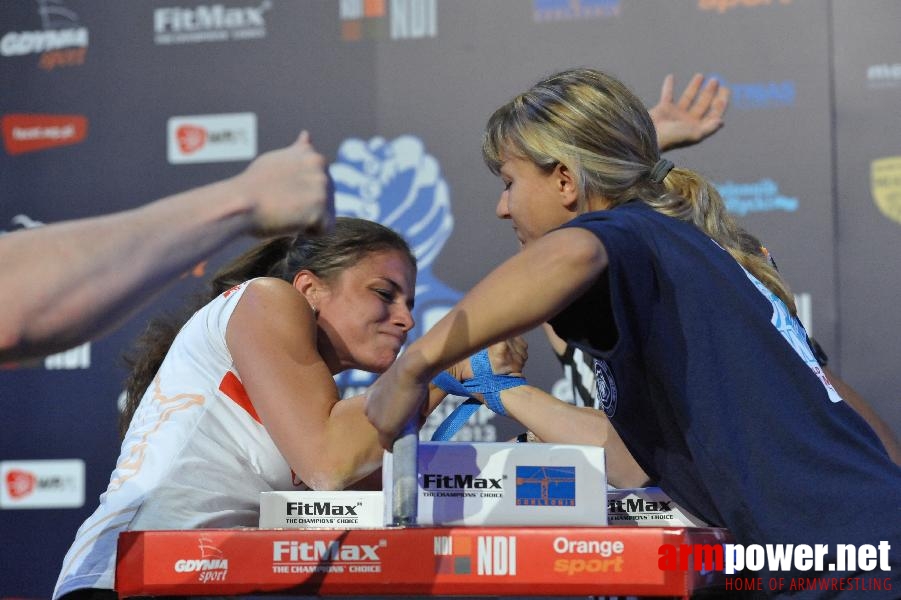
[{"xmin": 330, "ymin": 135, "xmax": 463, "ymax": 397}]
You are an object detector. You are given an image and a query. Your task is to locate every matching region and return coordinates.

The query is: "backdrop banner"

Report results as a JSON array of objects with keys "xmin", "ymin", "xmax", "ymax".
[{"xmin": 2, "ymin": 1, "xmax": 899, "ymax": 597}]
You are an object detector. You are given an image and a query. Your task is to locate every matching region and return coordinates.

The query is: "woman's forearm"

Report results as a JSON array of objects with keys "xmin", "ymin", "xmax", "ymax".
[
  {"xmin": 500, "ymin": 385, "xmax": 649, "ymax": 488},
  {"xmin": 399, "ymin": 228, "xmax": 607, "ymax": 382}
]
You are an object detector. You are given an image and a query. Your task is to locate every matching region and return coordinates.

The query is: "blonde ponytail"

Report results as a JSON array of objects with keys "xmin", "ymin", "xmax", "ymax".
[{"xmin": 652, "ymin": 168, "xmax": 796, "ymax": 314}]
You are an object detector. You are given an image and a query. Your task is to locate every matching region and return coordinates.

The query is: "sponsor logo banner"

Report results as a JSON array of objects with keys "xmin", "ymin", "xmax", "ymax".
[
  {"xmin": 515, "ymin": 466, "xmax": 575, "ymax": 506},
  {"xmin": 272, "ymin": 538, "xmax": 386, "ymax": 574},
  {"xmin": 532, "ymin": 0, "xmax": 621, "ymax": 22},
  {"xmin": 660, "ymin": 539, "xmax": 894, "ymax": 594},
  {"xmin": 0, "ymin": 0, "xmax": 89, "ymax": 69},
  {"xmin": 717, "ymin": 178, "xmax": 799, "ymax": 215},
  {"xmin": 173, "ymin": 536, "xmax": 229, "ymax": 583},
  {"xmin": 167, "ymin": 113, "xmax": 257, "ymax": 164},
  {"xmin": 116, "ymin": 527, "xmax": 702, "ymax": 595},
  {"xmin": 339, "ymin": 0, "xmax": 436, "ymax": 41},
  {"xmin": 422, "ymin": 472, "xmax": 505, "ymax": 499},
  {"xmin": 698, "ymin": 0, "xmax": 793, "ymax": 14},
  {"xmin": 1, "ymin": 459, "xmax": 85, "ymax": 509},
  {"xmin": 707, "ymin": 74, "xmax": 796, "ymax": 109},
  {"xmin": 1, "ymin": 113, "xmax": 88, "ymax": 155},
  {"xmin": 867, "ymin": 63, "xmax": 901, "ymax": 90},
  {"xmin": 871, "ymin": 156, "xmax": 901, "ymax": 225},
  {"xmin": 154, "ymin": 2, "xmax": 271, "ymax": 45},
  {"xmin": 434, "ymin": 534, "xmax": 517, "ymax": 576}
]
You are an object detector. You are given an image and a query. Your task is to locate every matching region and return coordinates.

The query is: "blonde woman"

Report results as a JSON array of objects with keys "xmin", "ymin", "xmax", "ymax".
[{"xmin": 366, "ymin": 68, "xmax": 901, "ymax": 593}]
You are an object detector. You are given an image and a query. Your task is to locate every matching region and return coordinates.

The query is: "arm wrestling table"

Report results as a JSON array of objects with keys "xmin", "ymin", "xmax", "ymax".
[
  {"xmin": 116, "ymin": 426, "xmax": 731, "ymax": 597},
  {"xmin": 115, "ymin": 525, "xmax": 731, "ymax": 598}
]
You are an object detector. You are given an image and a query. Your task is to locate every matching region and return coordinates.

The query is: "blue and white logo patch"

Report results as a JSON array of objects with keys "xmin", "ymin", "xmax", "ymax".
[{"xmin": 593, "ymin": 359, "xmax": 618, "ymax": 417}]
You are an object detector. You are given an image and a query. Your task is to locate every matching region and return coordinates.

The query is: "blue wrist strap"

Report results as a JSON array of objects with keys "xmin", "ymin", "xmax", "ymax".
[
  {"xmin": 430, "ymin": 398, "xmax": 482, "ymax": 442},
  {"xmin": 467, "ymin": 349, "xmax": 524, "ymax": 416},
  {"xmin": 431, "ymin": 370, "xmax": 469, "ymax": 397},
  {"xmin": 430, "ymin": 348, "xmax": 527, "ymax": 441}
]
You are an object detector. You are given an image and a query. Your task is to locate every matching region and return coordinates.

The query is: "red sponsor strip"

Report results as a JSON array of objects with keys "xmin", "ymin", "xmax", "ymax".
[
  {"xmin": 1, "ymin": 113, "xmax": 88, "ymax": 155},
  {"xmin": 116, "ymin": 527, "xmax": 731, "ymax": 597}
]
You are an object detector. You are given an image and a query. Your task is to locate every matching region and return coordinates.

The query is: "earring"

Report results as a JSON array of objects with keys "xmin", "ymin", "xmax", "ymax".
[{"xmin": 311, "ymin": 305, "xmax": 319, "ymax": 318}]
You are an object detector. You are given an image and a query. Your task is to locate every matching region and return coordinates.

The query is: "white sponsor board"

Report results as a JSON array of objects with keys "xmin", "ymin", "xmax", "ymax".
[
  {"xmin": 1, "ymin": 459, "xmax": 85, "ymax": 509},
  {"xmin": 383, "ymin": 442, "xmax": 607, "ymax": 526},
  {"xmin": 260, "ymin": 491, "xmax": 384, "ymax": 529},
  {"xmin": 167, "ymin": 112, "xmax": 257, "ymax": 164}
]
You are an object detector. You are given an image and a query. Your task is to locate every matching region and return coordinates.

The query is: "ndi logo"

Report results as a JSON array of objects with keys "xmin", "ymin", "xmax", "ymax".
[
  {"xmin": 434, "ymin": 534, "xmax": 473, "ymax": 574},
  {"xmin": 515, "ymin": 466, "xmax": 575, "ymax": 506},
  {"xmin": 433, "ymin": 535, "xmax": 516, "ymax": 576},
  {"xmin": 339, "ymin": 0, "xmax": 436, "ymax": 41}
]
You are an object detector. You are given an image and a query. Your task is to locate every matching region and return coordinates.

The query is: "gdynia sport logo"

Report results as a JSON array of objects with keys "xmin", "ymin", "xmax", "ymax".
[{"xmin": 658, "ymin": 541, "xmax": 894, "ymax": 593}]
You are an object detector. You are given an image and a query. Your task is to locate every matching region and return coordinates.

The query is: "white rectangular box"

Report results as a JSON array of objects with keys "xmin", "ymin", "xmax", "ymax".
[
  {"xmin": 167, "ymin": 112, "xmax": 257, "ymax": 164},
  {"xmin": 0, "ymin": 459, "xmax": 85, "ymax": 509},
  {"xmin": 259, "ymin": 491, "xmax": 384, "ymax": 529},
  {"xmin": 383, "ymin": 442, "xmax": 607, "ymax": 526},
  {"xmin": 606, "ymin": 487, "xmax": 709, "ymax": 527}
]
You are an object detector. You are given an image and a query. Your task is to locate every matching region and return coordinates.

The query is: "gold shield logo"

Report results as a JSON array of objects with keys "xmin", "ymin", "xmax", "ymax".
[{"xmin": 871, "ymin": 156, "xmax": 901, "ymax": 225}]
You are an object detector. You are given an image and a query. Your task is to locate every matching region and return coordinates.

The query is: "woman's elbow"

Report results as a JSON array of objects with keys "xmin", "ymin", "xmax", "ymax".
[
  {"xmin": 302, "ymin": 468, "xmax": 354, "ymax": 491},
  {"xmin": 300, "ymin": 461, "xmax": 379, "ymax": 491}
]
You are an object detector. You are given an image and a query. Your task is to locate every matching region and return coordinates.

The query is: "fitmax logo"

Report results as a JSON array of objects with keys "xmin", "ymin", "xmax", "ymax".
[
  {"xmin": 273, "ymin": 540, "xmax": 382, "ymax": 562},
  {"xmin": 286, "ymin": 501, "xmax": 359, "ymax": 516},
  {"xmin": 154, "ymin": 2, "xmax": 271, "ymax": 44},
  {"xmin": 608, "ymin": 498, "xmax": 673, "ymax": 513},
  {"xmin": 423, "ymin": 474, "xmax": 502, "ymax": 489}
]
